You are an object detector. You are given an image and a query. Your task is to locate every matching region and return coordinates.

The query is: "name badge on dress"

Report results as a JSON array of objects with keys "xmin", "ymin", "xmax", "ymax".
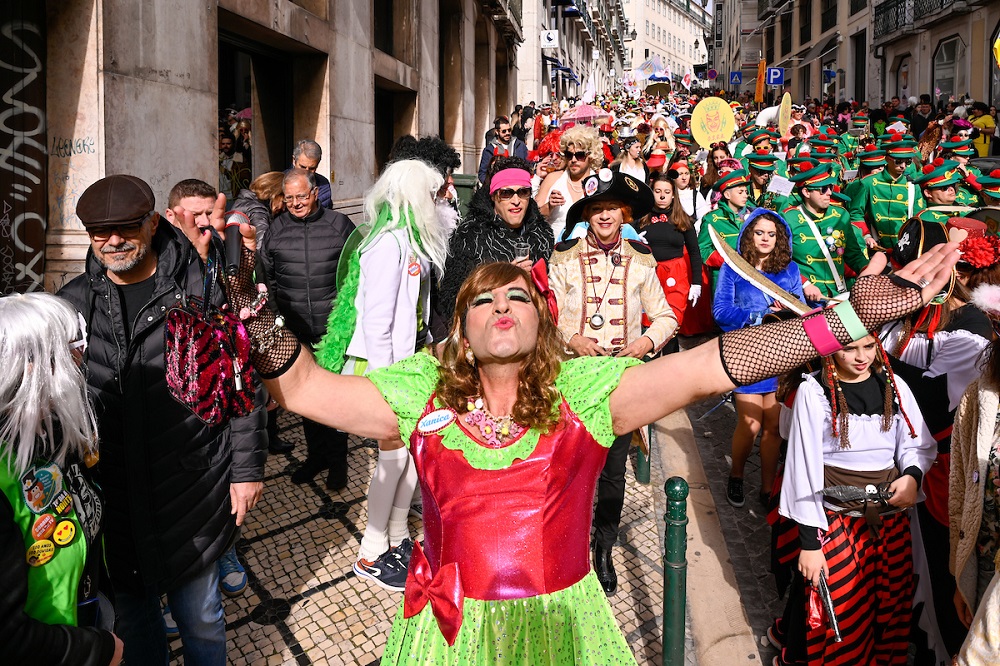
[{"xmin": 417, "ymin": 409, "xmax": 456, "ymax": 435}]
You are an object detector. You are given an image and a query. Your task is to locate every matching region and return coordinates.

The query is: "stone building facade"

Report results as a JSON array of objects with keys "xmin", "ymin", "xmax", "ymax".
[
  {"xmin": 517, "ymin": 0, "xmax": 629, "ymax": 105},
  {"xmin": 0, "ymin": 0, "xmax": 523, "ymax": 292}
]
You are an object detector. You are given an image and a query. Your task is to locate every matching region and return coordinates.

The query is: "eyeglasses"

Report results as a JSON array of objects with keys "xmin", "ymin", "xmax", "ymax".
[
  {"xmin": 806, "ymin": 185, "xmax": 834, "ymax": 194},
  {"xmin": 495, "ymin": 187, "xmax": 531, "ymax": 200},
  {"xmin": 88, "ymin": 221, "xmax": 147, "ymax": 241},
  {"xmin": 563, "ymin": 150, "xmax": 589, "ymax": 161},
  {"xmin": 284, "ymin": 189, "xmax": 317, "ymax": 203}
]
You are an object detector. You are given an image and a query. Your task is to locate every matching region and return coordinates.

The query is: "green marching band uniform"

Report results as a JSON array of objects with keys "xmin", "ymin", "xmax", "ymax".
[
  {"xmin": 914, "ymin": 159, "xmax": 964, "ymax": 225},
  {"xmin": 848, "ymin": 134, "xmax": 926, "ymax": 247},
  {"xmin": 698, "ymin": 169, "xmax": 749, "ymax": 291},
  {"xmin": 784, "ymin": 165, "xmax": 870, "ymax": 298},
  {"xmin": 744, "ymin": 150, "xmax": 779, "ymax": 209},
  {"xmin": 939, "ymin": 137, "xmax": 982, "ymax": 208}
]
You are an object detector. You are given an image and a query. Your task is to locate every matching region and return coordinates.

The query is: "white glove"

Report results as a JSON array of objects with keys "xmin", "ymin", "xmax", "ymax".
[{"xmin": 688, "ymin": 284, "xmax": 702, "ymax": 306}]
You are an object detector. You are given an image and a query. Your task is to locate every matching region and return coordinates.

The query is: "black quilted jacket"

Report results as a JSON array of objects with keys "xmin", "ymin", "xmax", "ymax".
[
  {"xmin": 58, "ymin": 223, "xmax": 267, "ymax": 594},
  {"xmin": 259, "ymin": 205, "xmax": 355, "ymax": 345}
]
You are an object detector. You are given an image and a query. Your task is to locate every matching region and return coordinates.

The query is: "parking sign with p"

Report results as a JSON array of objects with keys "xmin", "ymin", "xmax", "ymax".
[{"xmin": 766, "ymin": 67, "xmax": 785, "ymax": 86}]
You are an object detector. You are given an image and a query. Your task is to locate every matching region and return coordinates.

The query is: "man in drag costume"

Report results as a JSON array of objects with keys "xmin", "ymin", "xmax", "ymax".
[{"xmin": 176, "ymin": 185, "xmax": 963, "ymax": 664}]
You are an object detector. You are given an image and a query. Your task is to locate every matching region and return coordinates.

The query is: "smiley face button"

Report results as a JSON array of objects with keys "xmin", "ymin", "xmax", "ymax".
[{"xmin": 53, "ymin": 520, "xmax": 76, "ymax": 547}]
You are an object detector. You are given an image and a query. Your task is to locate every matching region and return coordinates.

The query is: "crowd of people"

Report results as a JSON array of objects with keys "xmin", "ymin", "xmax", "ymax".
[{"xmin": 2, "ymin": 83, "xmax": 1000, "ymax": 666}]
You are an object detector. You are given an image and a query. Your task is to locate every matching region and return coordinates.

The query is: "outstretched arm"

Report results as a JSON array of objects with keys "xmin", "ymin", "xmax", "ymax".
[
  {"xmin": 178, "ymin": 212, "xmax": 402, "ymax": 441},
  {"xmin": 610, "ymin": 245, "xmax": 960, "ymax": 434}
]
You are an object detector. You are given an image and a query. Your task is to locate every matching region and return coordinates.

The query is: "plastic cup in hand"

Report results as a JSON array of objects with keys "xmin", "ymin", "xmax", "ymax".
[{"xmin": 513, "ymin": 240, "xmax": 531, "ymax": 263}]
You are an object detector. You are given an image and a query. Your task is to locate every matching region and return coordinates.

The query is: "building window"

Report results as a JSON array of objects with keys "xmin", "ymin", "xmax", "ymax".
[
  {"xmin": 766, "ymin": 24, "xmax": 776, "ymax": 63},
  {"xmin": 894, "ymin": 56, "xmax": 910, "ymax": 101},
  {"xmin": 799, "ymin": 0, "xmax": 812, "ymax": 46},
  {"xmin": 780, "ymin": 11, "xmax": 792, "ymax": 55},
  {"xmin": 821, "ymin": 0, "xmax": 837, "ymax": 33},
  {"xmin": 933, "ymin": 36, "xmax": 964, "ymax": 104}
]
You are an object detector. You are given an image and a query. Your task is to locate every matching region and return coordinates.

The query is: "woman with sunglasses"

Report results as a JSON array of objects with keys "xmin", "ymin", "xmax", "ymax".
[
  {"xmin": 0, "ymin": 292, "xmax": 123, "ymax": 666},
  {"xmin": 536, "ymin": 125, "xmax": 602, "ymax": 242},
  {"xmin": 439, "ymin": 157, "xmax": 554, "ymax": 324}
]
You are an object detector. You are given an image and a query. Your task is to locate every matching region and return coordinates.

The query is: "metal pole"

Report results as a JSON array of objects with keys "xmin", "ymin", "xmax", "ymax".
[
  {"xmin": 663, "ymin": 477, "xmax": 689, "ymax": 666},
  {"xmin": 635, "ymin": 425, "xmax": 652, "ymax": 484}
]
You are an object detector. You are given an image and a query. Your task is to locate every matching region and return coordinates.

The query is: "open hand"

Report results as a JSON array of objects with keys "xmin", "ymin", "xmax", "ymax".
[{"xmin": 860, "ymin": 243, "xmax": 960, "ymax": 306}]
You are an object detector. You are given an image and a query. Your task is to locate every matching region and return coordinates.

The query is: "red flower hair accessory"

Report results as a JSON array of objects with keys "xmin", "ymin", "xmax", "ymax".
[{"xmin": 959, "ymin": 236, "xmax": 1000, "ymax": 269}]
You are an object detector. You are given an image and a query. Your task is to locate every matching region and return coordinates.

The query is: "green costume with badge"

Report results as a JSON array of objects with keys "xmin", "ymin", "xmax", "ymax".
[
  {"xmin": 786, "ymin": 166, "xmax": 870, "ymax": 297},
  {"xmin": 0, "ymin": 454, "xmax": 110, "ymax": 658}
]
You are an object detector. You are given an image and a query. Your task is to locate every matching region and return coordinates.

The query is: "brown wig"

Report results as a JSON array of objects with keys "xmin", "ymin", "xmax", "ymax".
[
  {"xmin": 437, "ymin": 262, "xmax": 567, "ymax": 431},
  {"xmin": 738, "ymin": 213, "xmax": 792, "ymax": 274},
  {"xmin": 960, "ymin": 263, "xmax": 1000, "ymax": 292},
  {"xmin": 642, "ymin": 173, "xmax": 691, "ymax": 232}
]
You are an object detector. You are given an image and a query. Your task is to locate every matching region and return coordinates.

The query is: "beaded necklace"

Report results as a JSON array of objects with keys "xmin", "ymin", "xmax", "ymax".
[{"xmin": 465, "ymin": 396, "xmax": 525, "ymax": 448}]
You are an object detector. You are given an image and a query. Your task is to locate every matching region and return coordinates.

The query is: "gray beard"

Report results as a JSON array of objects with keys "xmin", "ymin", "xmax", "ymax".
[{"xmin": 99, "ymin": 242, "xmax": 148, "ymax": 275}]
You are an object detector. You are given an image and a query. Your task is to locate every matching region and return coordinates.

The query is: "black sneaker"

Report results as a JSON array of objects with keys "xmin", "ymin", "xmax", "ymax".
[
  {"xmin": 354, "ymin": 549, "xmax": 407, "ymax": 592},
  {"xmin": 392, "ymin": 538, "xmax": 414, "ymax": 570},
  {"xmin": 727, "ymin": 476, "xmax": 745, "ymax": 508}
]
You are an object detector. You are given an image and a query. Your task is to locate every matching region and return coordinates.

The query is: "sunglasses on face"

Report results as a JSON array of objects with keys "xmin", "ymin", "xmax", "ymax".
[
  {"xmin": 88, "ymin": 221, "xmax": 146, "ymax": 241},
  {"xmin": 563, "ymin": 150, "xmax": 589, "ymax": 161},
  {"xmin": 890, "ymin": 158, "xmax": 911, "ymax": 165},
  {"xmin": 807, "ymin": 185, "xmax": 833, "ymax": 194},
  {"xmin": 495, "ymin": 187, "xmax": 531, "ymax": 200}
]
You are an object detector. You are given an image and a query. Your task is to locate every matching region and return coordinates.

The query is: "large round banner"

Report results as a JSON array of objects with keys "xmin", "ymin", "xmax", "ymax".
[
  {"xmin": 778, "ymin": 92, "xmax": 792, "ymax": 136},
  {"xmin": 690, "ymin": 97, "xmax": 736, "ymax": 149}
]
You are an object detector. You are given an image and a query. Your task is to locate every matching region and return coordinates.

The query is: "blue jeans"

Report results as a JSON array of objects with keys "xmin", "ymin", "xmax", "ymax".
[{"xmin": 115, "ymin": 559, "xmax": 227, "ymax": 666}]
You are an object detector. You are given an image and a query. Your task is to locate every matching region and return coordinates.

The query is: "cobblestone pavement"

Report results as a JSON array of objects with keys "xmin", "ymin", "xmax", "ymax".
[
  {"xmin": 685, "ymin": 392, "xmax": 783, "ymax": 665},
  {"xmin": 168, "ymin": 410, "xmax": 687, "ymax": 665}
]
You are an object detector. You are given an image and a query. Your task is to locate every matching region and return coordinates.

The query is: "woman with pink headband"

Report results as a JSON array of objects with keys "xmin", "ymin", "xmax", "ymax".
[{"xmin": 438, "ymin": 157, "xmax": 555, "ymax": 325}]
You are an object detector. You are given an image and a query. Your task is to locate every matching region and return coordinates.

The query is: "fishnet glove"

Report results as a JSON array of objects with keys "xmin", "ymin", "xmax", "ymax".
[
  {"xmin": 228, "ymin": 247, "xmax": 301, "ymax": 378},
  {"xmin": 719, "ymin": 274, "xmax": 923, "ymax": 386}
]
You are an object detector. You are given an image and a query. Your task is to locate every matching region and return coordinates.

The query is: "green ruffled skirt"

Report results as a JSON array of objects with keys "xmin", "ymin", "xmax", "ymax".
[{"xmin": 380, "ymin": 572, "xmax": 637, "ymax": 665}]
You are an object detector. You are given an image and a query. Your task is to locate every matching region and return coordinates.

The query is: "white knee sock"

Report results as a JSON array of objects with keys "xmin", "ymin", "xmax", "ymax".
[
  {"xmin": 358, "ymin": 447, "xmax": 408, "ymax": 562},
  {"xmin": 388, "ymin": 455, "xmax": 417, "ymax": 547}
]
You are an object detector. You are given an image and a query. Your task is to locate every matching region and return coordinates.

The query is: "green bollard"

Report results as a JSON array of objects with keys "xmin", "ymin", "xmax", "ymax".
[
  {"xmin": 663, "ymin": 477, "xmax": 689, "ymax": 666},
  {"xmin": 635, "ymin": 425, "xmax": 651, "ymax": 484}
]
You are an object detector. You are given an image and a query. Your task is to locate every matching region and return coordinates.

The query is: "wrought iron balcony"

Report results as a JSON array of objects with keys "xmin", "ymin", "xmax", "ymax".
[
  {"xmin": 485, "ymin": 0, "xmax": 523, "ymax": 43},
  {"xmin": 913, "ymin": 0, "xmax": 953, "ymax": 18},
  {"xmin": 873, "ymin": 0, "xmax": 913, "ymax": 41}
]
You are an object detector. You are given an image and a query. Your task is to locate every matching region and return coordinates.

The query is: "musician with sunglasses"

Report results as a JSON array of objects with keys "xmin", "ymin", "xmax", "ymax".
[
  {"xmin": 785, "ymin": 166, "xmax": 870, "ymax": 302},
  {"xmin": 848, "ymin": 134, "xmax": 926, "ymax": 249},
  {"xmin": 439, "ymin": 158, "xmax": 554, "ymax": 324}
]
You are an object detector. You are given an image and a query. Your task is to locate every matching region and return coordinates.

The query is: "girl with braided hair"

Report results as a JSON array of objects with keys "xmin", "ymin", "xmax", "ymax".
[{"xmin": 775, "ymin": 335, "xmax": 934, "ymax": 665}]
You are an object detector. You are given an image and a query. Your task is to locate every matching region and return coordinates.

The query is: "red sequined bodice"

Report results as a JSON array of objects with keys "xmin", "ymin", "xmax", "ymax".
[{"xmin": 410, "ymin": 397, "xmax": 609, "ymax": 601}]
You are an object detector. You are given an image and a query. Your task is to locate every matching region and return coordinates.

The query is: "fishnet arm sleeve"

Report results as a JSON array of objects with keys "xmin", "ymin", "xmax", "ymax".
[
  {"xmin": 229, "ymin": 247, "xmax": 302, "ymax": 378},
  {"xmin": 719, "ymin": 274, "xmax": 923, "ymax": 387}
]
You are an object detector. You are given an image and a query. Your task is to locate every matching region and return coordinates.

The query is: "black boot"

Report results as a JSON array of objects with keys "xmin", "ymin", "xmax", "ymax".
[
  {"xmin": 290, "ymin": 458, "xmax": 326, "ymax": 484},
  {"xmin": 326, "ymin": 465, "xmax": 347, "ymax": 491},
  {"xmin": 594, "ymin": 543, "xmax": 618, "ymax": 596}
]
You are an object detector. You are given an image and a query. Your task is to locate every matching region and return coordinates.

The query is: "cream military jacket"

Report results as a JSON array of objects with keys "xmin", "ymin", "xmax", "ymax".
[{"xmin": 549, "ymin": 235, "xmax": 678, "ymax": 354}]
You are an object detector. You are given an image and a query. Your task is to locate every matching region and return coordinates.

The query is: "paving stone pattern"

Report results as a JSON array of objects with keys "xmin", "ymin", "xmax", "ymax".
[
  {"xmin": 685, "ymin": 393, "xmax": 783, "ymax": 665},
  {"xmin": 168, "ymin": 410, "xmax": 680, "ymax": 665}
]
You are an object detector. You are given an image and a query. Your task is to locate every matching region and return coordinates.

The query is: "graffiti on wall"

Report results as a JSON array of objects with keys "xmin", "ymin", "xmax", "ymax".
[{"xmin": 0, "ymin": 6, "xmax": 47, "ymax": 293}]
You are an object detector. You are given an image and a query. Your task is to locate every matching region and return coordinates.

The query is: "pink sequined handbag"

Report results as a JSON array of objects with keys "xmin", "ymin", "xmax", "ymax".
[{"xmin": 164, "ymin": 249, "xmax": 255, "ymax": 425}]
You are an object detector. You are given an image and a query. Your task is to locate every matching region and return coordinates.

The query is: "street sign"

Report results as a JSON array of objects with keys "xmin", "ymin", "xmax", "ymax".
[
  {"xmin": 541, "ymin": 30, "xmax": 559, "ymax": 49},
  {"xmin": 707, "ymin": 69, "xmax": 718, "ymax": 80},
  {"xmin": 766, "ymin": 67, "xmax": 785, "ymax": 86},
  {"xmin": 729, "ymin": 71, "xmax": 742, "ymax": 85}
]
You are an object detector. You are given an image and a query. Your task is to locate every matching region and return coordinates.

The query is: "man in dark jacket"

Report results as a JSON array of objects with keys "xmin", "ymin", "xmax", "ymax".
[
  {"xmin": 58, "ymin": 175, "xmax": 267, "ymax": 666},
  {"xmin": 477, "ymin": 116, "xmax": 529, "ymax": 183},
  {"xmin": 259, "ymin": 168, "xmax": 355, "ymax": 488},
  {"xmin": 287, "ymin": 139, "xmax": 334, "ymax": 209}
]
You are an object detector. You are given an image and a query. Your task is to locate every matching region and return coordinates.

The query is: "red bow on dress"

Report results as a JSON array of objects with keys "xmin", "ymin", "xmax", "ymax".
[
  {"xmin": 530, "ymin": 258, "xmax": 559, "ymax": 325},
  {"xmin": 650, "ymin": 214, "xmax": 670, "ymax": 224},
  {"xmin": 403, "ymin": 541, "xmax": 465, "ymax": 646}
]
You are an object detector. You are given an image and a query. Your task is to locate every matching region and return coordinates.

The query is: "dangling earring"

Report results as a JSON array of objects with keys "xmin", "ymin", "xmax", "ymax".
[{"xmin": 465, "ymin": 347, "xmax": 476, "ymax": 365}]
